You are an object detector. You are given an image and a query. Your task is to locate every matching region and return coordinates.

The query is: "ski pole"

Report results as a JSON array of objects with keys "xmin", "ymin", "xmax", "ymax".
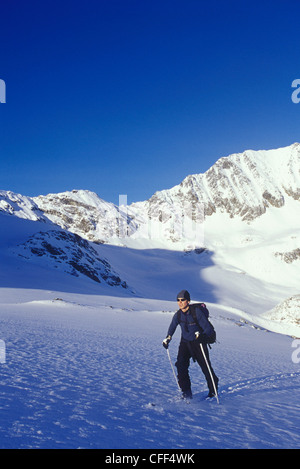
[
  {"xmin": 199, "ymin": 343, "xmax": 219, "ymax": 404},
  {"xmin": 166, "ymin": 348, "xmax": 181, "ymax": 391}
]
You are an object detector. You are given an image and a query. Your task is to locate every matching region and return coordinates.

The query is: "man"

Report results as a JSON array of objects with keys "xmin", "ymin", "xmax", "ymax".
[{"xmin": 162, "ymin": 290, "xmax": 218, "ymax": 399}]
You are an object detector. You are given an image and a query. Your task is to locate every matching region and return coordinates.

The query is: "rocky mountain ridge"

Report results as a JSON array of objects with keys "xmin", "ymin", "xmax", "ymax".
[
  {"xmin": 130, "ymin": 142, "xmax": 300, "ymax": 231},
  {"xmin": 12, "ymin": 229, "xmax": 130, "ymax": 289},
  {"xmin": 0, "ymin": 143, "xmax": 300, "ymax": 332},
  {"xmin": 1, "ymin": 143, "xmax": 299, "ymax": 247}
]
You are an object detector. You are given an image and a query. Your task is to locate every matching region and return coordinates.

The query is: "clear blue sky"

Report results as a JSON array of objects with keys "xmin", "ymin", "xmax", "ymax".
[{"xmin": 1, "ymin": 0, "xmax": 300, "ymax": 204}]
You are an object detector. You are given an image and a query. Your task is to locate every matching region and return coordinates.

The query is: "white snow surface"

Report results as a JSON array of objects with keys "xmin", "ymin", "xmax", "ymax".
[
  {"xmin": 0, "ymin": 143, "xmax": 300, "ymax": 449},
  {"xmin": 0, "ymin": 213, "xmax": 300, "ymax": 449},
  {"xmin": 0, "ymin": 291, "xmax": 299, "ymax": 449}
]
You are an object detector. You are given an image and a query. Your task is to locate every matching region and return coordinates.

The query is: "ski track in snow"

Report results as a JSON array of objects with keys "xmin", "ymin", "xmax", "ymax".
[{"xmin": 0, "ymin": 297, "xmax": 299, "ymax": 449}]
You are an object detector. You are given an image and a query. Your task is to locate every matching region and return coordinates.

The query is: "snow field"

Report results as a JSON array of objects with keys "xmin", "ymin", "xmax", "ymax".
[
  {"xmin": 1, "ymin": 144, "xmax": 300, "ymax": 450},
  {"xmin": 0, "ymin": 293, "xmax": 299, "ymax": 449}
]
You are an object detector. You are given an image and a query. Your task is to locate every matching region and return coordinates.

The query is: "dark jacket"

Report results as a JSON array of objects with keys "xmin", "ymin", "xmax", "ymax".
[{"xmin": 167, "ymin": 305, "xmax": 214, "ymax": 342}]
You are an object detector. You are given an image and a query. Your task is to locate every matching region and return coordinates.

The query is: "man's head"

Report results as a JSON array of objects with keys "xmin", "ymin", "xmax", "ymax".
[{"xmin": 177, "ymin": 290, "xmax": 190, "ymax": 312}]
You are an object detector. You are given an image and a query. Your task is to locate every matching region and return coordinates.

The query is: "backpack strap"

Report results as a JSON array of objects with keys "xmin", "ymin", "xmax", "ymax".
[
  {"xmin": 190, "ymin": 303, "xmax": 216, "ymax": 346},
  {"xmin": 177, "ymin": 303, "xmax": 207, "ymax": 328},
  {"xmin": 189, "ymin": 304, "xmax": 203, "ymax": 331}
]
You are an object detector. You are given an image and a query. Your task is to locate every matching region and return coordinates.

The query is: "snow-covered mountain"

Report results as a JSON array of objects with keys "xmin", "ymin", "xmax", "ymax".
[
  {"xmin": 138, "ymin": 142, "xmax": 300, "ymax": 223},
  {"xmin": 0, "ymin": 189, "xmax": 134, "ymax": 243},
  {"xmin": 11, "ymin": 229, "xmax": 131, "ymax": 290},
  {"xmin": 2, "ymin": 143, "xmax": 300, "ymax": 244},
  {"xmin": 0, "ymin": 143, "xmax": 300, "ymax": 449},
  {"xmin": 0, "ymin": 143, "xmax": 300, "ymax": 336}
]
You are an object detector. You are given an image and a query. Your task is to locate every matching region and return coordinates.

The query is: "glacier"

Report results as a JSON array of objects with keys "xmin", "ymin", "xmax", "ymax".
[{"xmin": 0, "ymin": 143, "xmax": 300, "ymax": 449}]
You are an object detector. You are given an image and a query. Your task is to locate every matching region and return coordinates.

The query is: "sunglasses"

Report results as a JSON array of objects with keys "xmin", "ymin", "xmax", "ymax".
[{"xmin": 177, "ymin": 298, "xmax": 187, "ymax": 302}]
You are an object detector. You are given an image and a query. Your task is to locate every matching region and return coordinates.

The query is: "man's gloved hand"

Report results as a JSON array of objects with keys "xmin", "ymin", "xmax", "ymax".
[
  {"xmin": 162, "ymin": 335, "xmax": 172, "ymax": 349},
  {"xmin": 195, "ymin": 331, "xmax": 207, "ymax": 343}
]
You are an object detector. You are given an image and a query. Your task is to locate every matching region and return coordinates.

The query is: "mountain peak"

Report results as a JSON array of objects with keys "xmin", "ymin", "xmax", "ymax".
[
  {"xmin": 139, "ymin": 142, "xmax": 300, "ymax": 224},
  {"xmin": 1, "ymin": 143, "xmax": 300, "ymax": 244}
]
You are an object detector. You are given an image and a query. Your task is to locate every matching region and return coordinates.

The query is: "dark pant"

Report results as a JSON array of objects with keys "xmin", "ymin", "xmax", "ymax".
[{"xmin": 175, "ymin": 340, "xmax": 218, "ymax": 394}]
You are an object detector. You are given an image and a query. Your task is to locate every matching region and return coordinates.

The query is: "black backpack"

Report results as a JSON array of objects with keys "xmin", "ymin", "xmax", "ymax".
[{"xmin": 177, "ymin": 302, "xmax": 216, "ymax": 345}]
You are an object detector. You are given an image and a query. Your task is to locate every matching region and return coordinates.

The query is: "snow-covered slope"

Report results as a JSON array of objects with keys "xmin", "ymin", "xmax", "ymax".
[
  {"xmin": 2, "ymin": 143, "xmax": 300, "ymax": 244},
  {"xmin": 0, "ymin": 190, "xmax": 45, "ymax": 222},
  {"xmin": 1, "ymin": 205, "xmax": 299, "ymax": 336},
  {"xmin": 126, "ymin": 142, "xmax": 300, "ymax": 250},
  {"xmin": 0, "ymin": 143, "xmax": 300, "ymax": 335},
  {"xmin": 131, "ymin": 142, "xmax": 300, "ymax": 225},
  {"xmin": 0, "ymin": 143, "xmax": 300, "ymax": 449},
  {"xmin": 11, "ymin": 229, "xmax": 131, "ymax": 290},
  {"xmin": 32, "ymin": 189, "xmax": 139, "ymax": 243},
  {"xmin": 0, "ymin": 291, "xmax": 299, "ymax": 449}
]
